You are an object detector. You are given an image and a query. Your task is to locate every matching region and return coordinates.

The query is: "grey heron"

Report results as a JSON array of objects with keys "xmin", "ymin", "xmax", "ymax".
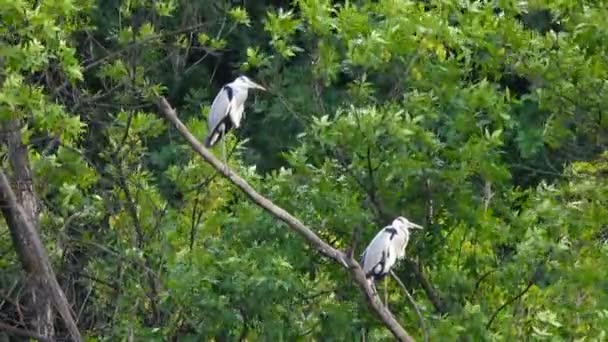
[
  {"xmin": 360, "ymin": 216, "xmax": 423, "ymax": 305},
  {"xmin": 204, "ymin": 75, "xmax": 266, "ymax": 165}
]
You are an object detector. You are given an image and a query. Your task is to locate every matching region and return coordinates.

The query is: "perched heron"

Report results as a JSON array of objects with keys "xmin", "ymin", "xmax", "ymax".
[
  {"xmin": 360, "ymin": 216, "xmax": 423, "ymax": 305},
  {"xmin": 204, "ymin": 75, "xmax": 266, "ymax": 165}
]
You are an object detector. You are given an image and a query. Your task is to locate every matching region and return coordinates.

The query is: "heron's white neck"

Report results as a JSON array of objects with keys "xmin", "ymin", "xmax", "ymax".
[
  {"xmin": 401, "ymin": 227, "xmax": 410, "ymax": 240},
  {"xmin": 396, "ymin": 224, "xmax": 411, "ymax": 241}
]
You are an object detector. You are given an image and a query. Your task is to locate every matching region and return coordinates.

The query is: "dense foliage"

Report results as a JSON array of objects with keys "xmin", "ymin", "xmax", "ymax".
[{"xmin": 1, "ymin": 0, "xmax": 607, "ymax": 340}]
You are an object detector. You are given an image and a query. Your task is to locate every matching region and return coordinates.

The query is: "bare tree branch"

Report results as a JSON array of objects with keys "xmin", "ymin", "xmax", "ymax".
[
  {"xmin": 0, "ymin": 169, "xmax": 82, "ymax": 341},
  {"xmin": 156, "ymin": 96, "xmax": 416, "ymax": 342}
]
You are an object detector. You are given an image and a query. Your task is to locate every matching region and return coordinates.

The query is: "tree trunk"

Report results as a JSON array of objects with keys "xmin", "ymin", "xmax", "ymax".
[
  {"xmin": 0, "ymin": 119, "xmax": 81, "ymax": 341},
  {"xmin": 1, "ymin": 119, "xmax": 54, "ymax": 338}
]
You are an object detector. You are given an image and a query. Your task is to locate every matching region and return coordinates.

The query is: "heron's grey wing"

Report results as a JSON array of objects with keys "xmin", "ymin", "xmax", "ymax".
[
  {"xmin": 228, "ymin": 88, "xmax": 248, "ymax": 128},
  {"xmin": 208, "ymin": 86, "xmax": 232, "ymax": 132},
  {"xmin": 204, "ymin": 87, "xmax": 233, "ymax": 147},
  {"xmin": 361, "ymin": 230, "xmax": 392, "ymax": 278}
]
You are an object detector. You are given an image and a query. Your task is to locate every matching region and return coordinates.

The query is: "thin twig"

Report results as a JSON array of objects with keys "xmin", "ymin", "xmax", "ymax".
[
  {"xmin": 76, "ymin": 283, "xmax": 94, "ymax": 323},
  {"xmin": 64, "ymin": 234, "xmax": 158, "ymax": 278},
  {"xmin": 74, "ymin": 271, "xmax": 118, "ymax": 291},
  {"xmin": 183, "ymin": 17, "xmax": 226, "ymax": 76},
  {"xmin": 473, "ymin": 269, "xmax": 496, "ymax": 295},
  {"xmin": 83, "ymin": 23, "xmax": 217, "ymax": 73},
  {"xmin": 486, "ymin": 280, "xmax": 534, "ymax": 329},
  {"xmin": 115, "ymin": 167, "xmax": 145, "ymax": 248},
  {"xmin": 56, "ymin": 22, "xmax": 219, "ymax": 98},
  {"xmin": 390, "ymin": 270, "xmax": 429, "ymax": 342}
]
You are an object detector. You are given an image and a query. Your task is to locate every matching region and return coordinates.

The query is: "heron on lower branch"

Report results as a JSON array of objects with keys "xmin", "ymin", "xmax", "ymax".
[
  {"xmin": 204, "ymin": 75, "xmax": 266, "ymax": 165},
  {"xmin": 360, "ymin": 216, "xmax": 423, "ymax": 306}
]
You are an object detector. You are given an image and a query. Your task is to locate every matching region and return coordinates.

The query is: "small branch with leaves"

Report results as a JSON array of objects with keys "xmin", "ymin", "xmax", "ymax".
[{"xmin": 156, "ymin": 96, "xmax": 416, "ymax": 342}]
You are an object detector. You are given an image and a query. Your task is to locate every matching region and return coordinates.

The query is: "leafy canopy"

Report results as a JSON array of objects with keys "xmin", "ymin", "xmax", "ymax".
[{"xmin": 0, "ymin": 0, "xmax": 607, "ymax": 340}]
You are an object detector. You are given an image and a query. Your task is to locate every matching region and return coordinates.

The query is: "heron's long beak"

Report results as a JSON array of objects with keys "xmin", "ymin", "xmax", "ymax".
[
  {"xmin": 250, "ymin": 81, "xmax": 266, "ymax": 91},
  {"xmin": 409, "ymin": 223, "xmax": 423, "ymax": 230}
]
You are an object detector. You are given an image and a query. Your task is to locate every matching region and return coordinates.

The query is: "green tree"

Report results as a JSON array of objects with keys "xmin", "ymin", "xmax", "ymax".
[{"xmin": 1, "ymin": 0, "xmax": 607, "ymax": 340}]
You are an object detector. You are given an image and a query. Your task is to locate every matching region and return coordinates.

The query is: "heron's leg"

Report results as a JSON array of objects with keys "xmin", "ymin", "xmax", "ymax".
[
  {"xmin": 221, "ymin": 133, "xmax": 228, "ymax": 173},
  {"xmin": 384, "ymin": 277, "xmax": 388, "ymax": 309}
]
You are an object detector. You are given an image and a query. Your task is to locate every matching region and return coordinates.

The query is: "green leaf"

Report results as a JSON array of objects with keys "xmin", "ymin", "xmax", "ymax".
[{"xmin": 229, "ymin": 7, "xmax": 251, "ymax": 26}]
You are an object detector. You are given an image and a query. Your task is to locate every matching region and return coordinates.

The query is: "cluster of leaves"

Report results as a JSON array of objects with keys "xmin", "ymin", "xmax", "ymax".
[{"xmin": 1, "ymin": 0, "xmax": 607, "ymax": 340}]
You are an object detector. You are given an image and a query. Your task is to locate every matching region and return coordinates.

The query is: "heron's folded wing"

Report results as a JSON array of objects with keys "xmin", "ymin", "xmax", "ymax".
[
  {"xmin": 361, "ymin": 230, "xmax": 392, "ymax": 275},
  {"xmin": 208, "ymin": 86, "xmax": 233, "ymax": 133}
]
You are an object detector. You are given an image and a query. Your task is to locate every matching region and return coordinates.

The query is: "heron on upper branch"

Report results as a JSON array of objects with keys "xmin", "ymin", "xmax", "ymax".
[
  {"xmin": 204, "ymin": 75, "xmax": 266, "ymax": 163},
  {"xmin": 360, "ymin": 216, "xmax": 423, "ymax": 305}
]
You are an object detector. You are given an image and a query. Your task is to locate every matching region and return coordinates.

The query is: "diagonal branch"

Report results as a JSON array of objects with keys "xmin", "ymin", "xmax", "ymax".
[
  {"xmin": 156, "ymin": 96, "xmax": 415, "ymax": 342},
  {"xmin": 158, "ymin": 97, "xmax": 342, "ymax": 261}
]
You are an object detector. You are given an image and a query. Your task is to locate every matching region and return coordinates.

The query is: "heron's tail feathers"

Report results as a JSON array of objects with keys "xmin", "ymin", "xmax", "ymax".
[
  {"xmin": 204, "ymin": 135, "xmax": 213, "ymax": 148},
  {"xmin": 205, "ymin": 122, "xmax": 228, "ymax": 148},
  {"xmin": 204, "ymin": 133, "xmax": 219, "ymax": 148}
]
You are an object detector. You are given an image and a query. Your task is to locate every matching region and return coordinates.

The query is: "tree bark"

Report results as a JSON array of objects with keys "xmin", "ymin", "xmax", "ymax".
[
  {"xmin": 0, "ymin": 120, "xmax": 82, "ymax": 341},
  {"xmin": 1, "ymin": 119, "xmax": 53, "ymax": 337}
]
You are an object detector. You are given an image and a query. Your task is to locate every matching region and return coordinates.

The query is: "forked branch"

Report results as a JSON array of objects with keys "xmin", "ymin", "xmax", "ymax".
[{"xmin": 156, "ymin": 97, "xmax": 415, "ymax": 342}]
